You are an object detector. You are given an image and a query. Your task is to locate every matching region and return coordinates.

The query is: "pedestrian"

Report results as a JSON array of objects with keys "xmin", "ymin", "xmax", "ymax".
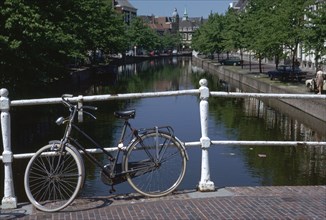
[{"xmin": 316, "ymin": 69, "xmax": 324, "ymax": 94}]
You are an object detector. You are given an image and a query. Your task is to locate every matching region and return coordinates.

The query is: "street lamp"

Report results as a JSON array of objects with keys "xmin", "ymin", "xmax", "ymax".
[{"xmin": 134, "ymin": 46, "xmax": 137, "ymax": 56}]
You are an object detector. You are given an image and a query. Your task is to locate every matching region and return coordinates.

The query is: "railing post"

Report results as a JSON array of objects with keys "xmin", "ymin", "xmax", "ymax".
[
  {"xmin": 198, "ymin": 79, "xmax": 215, "ymax": 191},
  {"xmin": 0, "ymin": 88, "xmax": 17, "ymax": 209}
]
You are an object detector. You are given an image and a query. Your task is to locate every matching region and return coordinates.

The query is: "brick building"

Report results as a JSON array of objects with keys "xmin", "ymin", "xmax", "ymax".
[{"xmin": 112, "ymin": 0, "xmax": 137, "ymax": 25}]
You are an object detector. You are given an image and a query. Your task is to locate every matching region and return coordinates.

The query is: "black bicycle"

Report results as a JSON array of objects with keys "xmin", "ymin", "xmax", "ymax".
[{"xmin": 24, "ymin": 94, "xmax": 188, "ymax": 212}]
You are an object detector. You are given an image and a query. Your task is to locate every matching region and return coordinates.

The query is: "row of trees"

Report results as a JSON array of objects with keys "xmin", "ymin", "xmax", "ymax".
[
  {"xmin": 126, "ymin": 17, "xmax": 180, "ymax": 56},
  {"xmin": 192, "ymin": 0, "xmax": 326, "ymax": 72},
  {"xmin": 0, "ymin": 0, "xmax": 180, "ymax": 82}
]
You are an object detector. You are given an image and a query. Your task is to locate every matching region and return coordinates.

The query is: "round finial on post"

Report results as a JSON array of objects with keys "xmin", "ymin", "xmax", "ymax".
[
  {"xmin": 0, "ymin": 88, "xmax": 9, "ymax": 97},
  {"xmin": 199, "ymin": 79, "xmax": 208, "ymax": 87},
  {"xmin": 199, "ymin": 79, "xmax": 209, "ymax": 100}
]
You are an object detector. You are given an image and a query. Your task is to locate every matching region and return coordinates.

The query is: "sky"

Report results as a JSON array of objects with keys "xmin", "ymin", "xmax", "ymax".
[{"xmin": 129, "ymin": 0, "xmax": 235, "ymax": 18}]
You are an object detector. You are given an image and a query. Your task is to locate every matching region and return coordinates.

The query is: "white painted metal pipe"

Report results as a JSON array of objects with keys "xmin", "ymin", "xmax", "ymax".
[
  {"xmin": 210, "ymin": 91, "xmax": 326, "ymax": 100},
  {"xmin": 1, "ymin": 141, "xmax": 324, "ymax": 161},
  {"xmin": 0, "ymin": 89, "xmax": 17, "ymax": 209},
  {"xmin": 198, "ymin": 79, "xmax": 215, "ymax": 192},
  {"xmin": 211, "ymin": 141, "xmax": 326, "ymax": 146},
  {"xmin": 0, "ymin": 147, "xmax": 119, "ymax": 160},
  {"xmin": 10, "ymin": 90, "xmax": 200, "ymax": 107}
]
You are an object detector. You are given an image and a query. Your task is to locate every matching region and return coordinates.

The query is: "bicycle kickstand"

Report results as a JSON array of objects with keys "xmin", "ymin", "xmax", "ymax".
[{"xmin": 110, "ymin": 185, "xmax": 116, "ymax": 193}]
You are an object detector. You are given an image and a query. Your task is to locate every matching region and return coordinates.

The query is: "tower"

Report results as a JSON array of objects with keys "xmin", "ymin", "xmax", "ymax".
[
  {"xmin": 172, "ymin": 8, "xmax": 179, "ymax": 22},
  {"xmin": 182, "ymin": 8, "xmax": 188, "ymax": 21},
  {"xmin": 171, "ymin": 8, "xmax": 179, "ymax": 34}
]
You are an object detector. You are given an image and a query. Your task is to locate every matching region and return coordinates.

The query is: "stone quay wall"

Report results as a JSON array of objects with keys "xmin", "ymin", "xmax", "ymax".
[{"xmin": 192, "ymin": 56, "xmax": 326, "ymax": 135}]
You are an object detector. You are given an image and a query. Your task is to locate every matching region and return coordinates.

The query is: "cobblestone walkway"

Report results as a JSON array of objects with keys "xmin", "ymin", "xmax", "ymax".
[{"xmin": 1, "ymin": 186, "xmax": 325, "ymax": 219}]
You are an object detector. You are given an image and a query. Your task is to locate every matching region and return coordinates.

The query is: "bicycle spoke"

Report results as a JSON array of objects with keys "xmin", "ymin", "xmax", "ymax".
[
  {"xmin": 24, "ymin": 144, "xmax": 84, "ymax": 212},
  {"xmin": 124, "ymin": 132, "xmax": 186, "ymax": 197}
]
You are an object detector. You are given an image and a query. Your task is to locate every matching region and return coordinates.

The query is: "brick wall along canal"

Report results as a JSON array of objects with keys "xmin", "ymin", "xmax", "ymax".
[{"xmin": 1, "ymin": 56, "xmax": 325, "ymax": 203}]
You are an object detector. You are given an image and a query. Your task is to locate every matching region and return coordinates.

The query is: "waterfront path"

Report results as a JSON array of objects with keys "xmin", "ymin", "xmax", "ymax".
[{"xmin": 1, "ymin": 185, "xmax": 325, "ymax": 219}]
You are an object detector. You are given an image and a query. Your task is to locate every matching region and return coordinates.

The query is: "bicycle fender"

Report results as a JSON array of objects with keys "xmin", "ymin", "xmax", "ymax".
[
  {"xmin": 48, "ymin": 140, "xmax": 85, "ymax": 189},
  {"xmin": 173, "ymin": 136, "xmax": 189, "ymax": 161},
  {"xmin": 48, "ymin": 139, "xmax": 82, "ymax": 158}
]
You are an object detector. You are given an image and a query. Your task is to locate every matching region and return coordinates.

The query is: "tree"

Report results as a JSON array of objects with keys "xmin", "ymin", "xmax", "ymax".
[
  {"xmin": 192, "ymin": 13, "xmax": 225, "ymax": 57},
  {"xmin": 208, "ymin": 13, "xmax": 226, "ymax": 57},
  {"xmin": 276, "ymin": 0, "xmax": 315, "ymax": 69},
  {"xmin": 1, "ymin": 0, "xmax": 77, "ymax": 80},
  {"xmin": 303, "ymin": 1, "xmax": 326, "ymax": 70},
  {"xmin": 126, "ymin": 17, "xmax": 160, "ymax": 53},
  {"xmin": 223, "ymin": 8, "xmax": 246, "ymax": 61},
  {"xmin": 71, "ymin": 0, "xmax": 126, "ymax": 63},
  {"xmin": 241, "ymin": 0, "xmax": 287, "ymax": 72},
  {"xmin": 0, "ymin": 0, "xmax": 126, "ymax": 82},
  {"xmin": 159, "ymin": 32, "xmax": 181, "ymax": 51}
]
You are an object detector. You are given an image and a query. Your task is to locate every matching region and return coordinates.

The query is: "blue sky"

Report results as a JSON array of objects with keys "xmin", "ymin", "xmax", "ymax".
[{"xmin": 129, "ymin": 0, "xmax": 234, "ymax": 18}]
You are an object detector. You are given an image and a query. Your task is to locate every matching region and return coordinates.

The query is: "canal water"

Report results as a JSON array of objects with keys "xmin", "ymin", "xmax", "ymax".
[{"xmin": 1, "ymin": 57, "xmax": 325, "ymax": 203}]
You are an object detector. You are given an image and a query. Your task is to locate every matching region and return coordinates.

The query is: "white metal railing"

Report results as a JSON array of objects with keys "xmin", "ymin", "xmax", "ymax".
[{"xmin": 1, "ymin": 79, "xmax": 326, "ymax": 209}]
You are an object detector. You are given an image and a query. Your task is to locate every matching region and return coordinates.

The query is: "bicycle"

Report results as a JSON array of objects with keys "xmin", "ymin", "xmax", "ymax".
[{"xmin": 24, "ymin": 94, "xmax": 188, "ymax": 212}]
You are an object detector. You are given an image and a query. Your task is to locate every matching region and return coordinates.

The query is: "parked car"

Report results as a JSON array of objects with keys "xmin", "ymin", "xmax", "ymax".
[
  {"xmin": 305, "ymin": 77, "xmax": 326, "ymax": 92},
  {"xmin": 267, "ymin": 65, "xmax": 306, "ymax": 82},
  {"xmin": 219, "ymin": 57, "xmax": 243, "ymax": 66}
]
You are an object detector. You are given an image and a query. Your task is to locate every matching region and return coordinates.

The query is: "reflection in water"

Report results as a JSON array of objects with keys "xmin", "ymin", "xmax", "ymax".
[
  {"xmin": 239, "ymin": 97, "xmax": 326, "ymax": 184},
  {"xmin": 242, "ymin": 98, "xmax": 322, "ymax": 141},
  {"xmin": 0, "ymin": 57, "xmax": 325, "ymax": 203}
]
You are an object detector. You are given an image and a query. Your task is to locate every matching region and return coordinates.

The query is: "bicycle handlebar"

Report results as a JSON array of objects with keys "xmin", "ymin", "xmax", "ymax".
[
  {"xmin": 80, "ymin": 107, "xmax": 97, "ymax": 120},
  {"xmin": 61, "ymin": 94, "xmax": 97, "ymax": 120},
  {"xmin": 81, "ymin": 106, "xmax": 98, "ymax": 111},
  {"xmin": 61, "ymin": 94, "xmax": 74, "ymax": 108}
]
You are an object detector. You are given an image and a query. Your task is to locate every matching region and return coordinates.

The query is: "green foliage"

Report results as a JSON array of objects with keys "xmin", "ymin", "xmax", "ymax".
[
  {"xmin": 192, "ymin": 13, "xmax": 225, "ymax": 55},
  {"xmin": 126, "ymin": 17, "xmax": 159, "ymax": 52},
  {"xmin": 0, "ymin": 0, "xmax": 125, "ymax": 81},
  {"xmin": 223, "ymin": 9, "xmax": 245, "ymax": 53},
  {"xmin": 275, "ymin": 0, "xmax": 315, "ymax": 66},
  {"xmin": 304, "ymin": 1, "xmax": 326, "ymax": 67},
  {"xmin": 159, "ymin": 32, "xmax": 180, "ymax": 50},
  {"xmin": 191, "ymin": 0, "xmax": 324, "ymax": 71}
]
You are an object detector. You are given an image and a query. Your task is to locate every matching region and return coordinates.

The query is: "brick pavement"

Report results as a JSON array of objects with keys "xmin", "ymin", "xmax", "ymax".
[{"xmin": 1, "ymin": 186, "xmax": 325, "ymax": 219}]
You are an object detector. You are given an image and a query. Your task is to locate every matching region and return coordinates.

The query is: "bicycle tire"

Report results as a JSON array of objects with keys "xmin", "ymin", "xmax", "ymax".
[
  {"xmin": 123, "ymin": 131, "xmax": 187, "ymax": 197},
  {"xmin": 24, "ymin": 143, "xmax": 85, "ymax": 212}
]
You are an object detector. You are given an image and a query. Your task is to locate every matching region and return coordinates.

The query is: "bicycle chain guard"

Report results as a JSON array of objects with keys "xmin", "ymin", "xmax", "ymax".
[{"xmin": 100, "ymin": 163, "xmax": 127, "ymax": 186}]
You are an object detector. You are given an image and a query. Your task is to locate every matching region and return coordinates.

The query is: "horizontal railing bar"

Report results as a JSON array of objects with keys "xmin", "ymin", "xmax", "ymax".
[
  {"xmin": 1, "ymin": 147, "xmax": 119, "ymax": 160},
  {"xmin": 185, "ymin": 141, "xmax": 201, "ymax": 147},
  {"xmin": 2, "ymin": 141, "xmax": 324, "ymax": 160},
  {"xmin": 211, "ymin": 141, "xmax": 326, "ymax": 146},
  {"xmin": 10, "ymin": 90, "xmax": 200, "ymax": 107},
  {"xmin": 210, "ymin": 92, "xmax": 326, "ymax": 100},
  {"xmin": 10, "ymin": 89, "xmax": 326, "ymax": 106},
  {"xmin": 11, "ymin": 91, "xmax": 326, "ymax": 107}
]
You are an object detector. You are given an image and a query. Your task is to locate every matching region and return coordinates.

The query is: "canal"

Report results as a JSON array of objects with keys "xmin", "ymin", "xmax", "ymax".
[{"xmin": 1, "ymin": 56, "xmax": 325, "ymax": 203}]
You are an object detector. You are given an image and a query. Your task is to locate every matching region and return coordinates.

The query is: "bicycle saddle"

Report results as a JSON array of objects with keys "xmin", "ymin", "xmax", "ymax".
[{"xmin": 114, "ymin": 109, "xmax": 136, "ymax": 119}]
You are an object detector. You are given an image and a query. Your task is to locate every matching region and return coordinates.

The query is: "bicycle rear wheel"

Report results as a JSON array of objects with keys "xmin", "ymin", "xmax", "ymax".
[
  {"xmin": 123, "ymin": 132, "xmax": 187, "ymax": 197},
  {"xmin": 24, "ymin": 143, "xmax": 84, "ymax": 212}
]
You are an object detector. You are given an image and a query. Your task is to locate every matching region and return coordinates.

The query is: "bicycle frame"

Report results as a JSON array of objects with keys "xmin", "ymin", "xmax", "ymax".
[
  {"xmin": 24, "ymin": 95, "xmax": 188, "ymax": 212},
  {"xmin": 56, "ymin": 96, "xmax": 185, "ymax": 184},
  {"xmin": 57, "ymin": 102, "xmax": 138, "ymax": 182}
]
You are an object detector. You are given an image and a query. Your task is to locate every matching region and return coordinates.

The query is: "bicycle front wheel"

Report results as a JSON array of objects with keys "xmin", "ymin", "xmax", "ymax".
[
  {"xmin": 123, "ymin": 132, "xmax": 187, "ymax": 197},
  {"xmin": 24, "ymin": 143, "xmax": 84, "ymax": 212}
]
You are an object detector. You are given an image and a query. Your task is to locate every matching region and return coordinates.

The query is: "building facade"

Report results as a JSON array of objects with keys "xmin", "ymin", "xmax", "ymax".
[
  {"xmin": 178, "ymin": 8, "xmax": 204, "ymax": 50},
  {"xmin": 113, "ymin": 0, "xmax": 137, "ymax": 25},
  {"xmin": 140, "ymin": 8, "xmax": 204, "ymax": 50}
]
